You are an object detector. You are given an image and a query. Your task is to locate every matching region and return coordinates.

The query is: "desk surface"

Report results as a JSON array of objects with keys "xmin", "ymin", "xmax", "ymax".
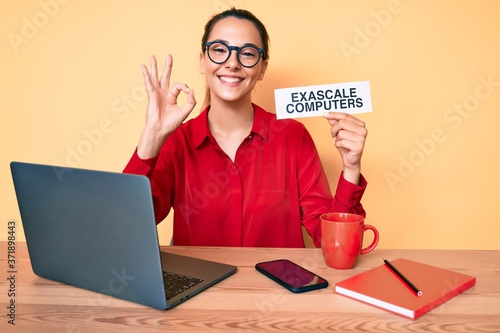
[{"xmin": 1, "ymin": 242, "xmax": 499, "ymax": 333}]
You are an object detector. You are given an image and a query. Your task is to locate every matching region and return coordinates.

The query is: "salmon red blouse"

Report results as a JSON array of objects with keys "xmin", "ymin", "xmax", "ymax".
[{"xmin": 124, "ymin": 104, "xmax": 366, "ymax": 247}]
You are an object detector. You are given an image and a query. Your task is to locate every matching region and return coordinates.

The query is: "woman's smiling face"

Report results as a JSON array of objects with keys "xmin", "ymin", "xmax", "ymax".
[{"xmin": 200, "ymin": 17, "xmax": 268, "ymax": 105}]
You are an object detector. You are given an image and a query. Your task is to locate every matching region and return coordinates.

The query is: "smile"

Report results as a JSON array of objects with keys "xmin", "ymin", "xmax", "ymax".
[{"xmin": 219, "ymin": 76, "xmax": 243, "ymax": 83}]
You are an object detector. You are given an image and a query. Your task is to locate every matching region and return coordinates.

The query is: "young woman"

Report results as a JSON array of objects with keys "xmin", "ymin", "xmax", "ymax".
[{"xmin": 124, "ymin": 8, "xmax": 368, "ymax": 247}]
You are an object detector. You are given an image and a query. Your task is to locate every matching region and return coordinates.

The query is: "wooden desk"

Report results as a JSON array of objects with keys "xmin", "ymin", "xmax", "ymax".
[{"xmin": 1, "ymin": 242, "xmax": 499, "ymax": 333}]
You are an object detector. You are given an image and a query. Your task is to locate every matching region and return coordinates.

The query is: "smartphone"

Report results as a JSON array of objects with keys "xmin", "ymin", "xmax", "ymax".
[{"xmin": 255, "ymin": 259, "xmax": 328, "ymax": 293}]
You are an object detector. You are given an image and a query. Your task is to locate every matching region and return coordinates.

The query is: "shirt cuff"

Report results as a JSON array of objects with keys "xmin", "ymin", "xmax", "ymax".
[
  {"xmin": 123, "ymin": 149, "xmax": 158, "ymax": 176},
  {"xmin": 335, "ymin": 172, "xmax": 367, "ymax": 209}
]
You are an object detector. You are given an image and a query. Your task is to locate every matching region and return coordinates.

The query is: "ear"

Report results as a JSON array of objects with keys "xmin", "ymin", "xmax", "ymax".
[
  {"xmin": 257, "ymin": 60, "xmax": 269, "ymax": 81},
  {"xmin": 200, "ymin": 52, "xmax": 206, "ymax": 74}
]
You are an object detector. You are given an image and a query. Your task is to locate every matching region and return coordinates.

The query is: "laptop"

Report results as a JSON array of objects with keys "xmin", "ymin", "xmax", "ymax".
[{"xmin": 10, "ymin": 161, "xmax": 237, "ymax": 310}]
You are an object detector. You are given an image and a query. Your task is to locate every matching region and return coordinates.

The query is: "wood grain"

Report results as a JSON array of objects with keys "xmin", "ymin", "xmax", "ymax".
[{"xmin": 1, "ymin": 243, "xmax": 499, "ymax": 332}]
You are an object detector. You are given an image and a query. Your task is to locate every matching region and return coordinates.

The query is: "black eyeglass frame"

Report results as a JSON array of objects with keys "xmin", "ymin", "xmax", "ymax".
[{"xmin": 204, "ymin": 41, "xmax": 265, "ymax": 68}]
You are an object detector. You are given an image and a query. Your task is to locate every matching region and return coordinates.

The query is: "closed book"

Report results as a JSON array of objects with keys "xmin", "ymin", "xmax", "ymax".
[{"xmin": 334, "ymin": 258, "xmax": 476, "ymax": 320}]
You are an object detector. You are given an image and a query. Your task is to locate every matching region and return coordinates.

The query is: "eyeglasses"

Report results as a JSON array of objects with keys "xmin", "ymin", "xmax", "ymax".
[{"xmin": 205, "ymin": 40, "xmax": 265, "ymax": 68}]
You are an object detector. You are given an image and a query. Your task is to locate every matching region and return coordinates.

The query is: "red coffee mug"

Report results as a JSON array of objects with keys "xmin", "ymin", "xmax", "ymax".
[{"xmin": 321, "ymin": 213, "xmax": 379, "ymax": 269}]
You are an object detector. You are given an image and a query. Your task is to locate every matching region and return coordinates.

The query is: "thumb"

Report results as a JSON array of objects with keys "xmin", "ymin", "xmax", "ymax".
[{"xmin": 180, "ymin": 88, "xmax": 196, "ymax": 116}]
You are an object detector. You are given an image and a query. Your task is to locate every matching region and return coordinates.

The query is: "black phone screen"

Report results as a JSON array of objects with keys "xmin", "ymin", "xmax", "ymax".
[{"xmin": 255, "ymin": 259, "xmax": 328, "ymax": 293}]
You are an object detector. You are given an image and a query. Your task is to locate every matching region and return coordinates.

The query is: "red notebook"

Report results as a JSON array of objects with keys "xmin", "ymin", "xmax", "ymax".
[{"xmin": 334, "ymin": 258, "xmax": 476, "ymax": 320}]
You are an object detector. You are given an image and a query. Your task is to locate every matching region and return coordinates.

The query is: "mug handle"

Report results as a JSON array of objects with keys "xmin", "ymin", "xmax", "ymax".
[{"xmin": 360, "ymin": 224, "xmax": 379, "ymax": 254}]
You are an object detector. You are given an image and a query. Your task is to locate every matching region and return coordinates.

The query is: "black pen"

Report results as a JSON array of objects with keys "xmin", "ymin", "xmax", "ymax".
[{"xmin": 383, "ymin": 259, "xmax": 422, "ymax": 297}]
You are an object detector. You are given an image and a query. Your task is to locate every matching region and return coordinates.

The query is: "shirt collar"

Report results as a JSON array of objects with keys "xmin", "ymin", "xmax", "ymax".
[{"xmin": 192, "ymin": 103, "xmax": 270, "ymax": 148}]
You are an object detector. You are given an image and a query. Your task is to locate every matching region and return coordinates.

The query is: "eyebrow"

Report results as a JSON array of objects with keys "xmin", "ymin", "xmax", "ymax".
[
  {"xmin": 209, "ymin": 39, "xmax": 261, "ymax": 49},
  {"xmin": 210, "ymin": 39, "xmax": 229, "ymax": 44}
]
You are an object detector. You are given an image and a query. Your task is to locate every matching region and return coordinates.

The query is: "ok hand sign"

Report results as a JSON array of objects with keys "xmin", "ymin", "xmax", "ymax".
[{"xmin": 137, "ymin": 55, "xmax": 196, "ymax": 158}]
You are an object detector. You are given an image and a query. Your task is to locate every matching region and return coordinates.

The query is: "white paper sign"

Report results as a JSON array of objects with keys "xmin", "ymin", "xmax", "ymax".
[{"xmin": 274, "ymin": 80, "xmax": 372, "ymax": 119}]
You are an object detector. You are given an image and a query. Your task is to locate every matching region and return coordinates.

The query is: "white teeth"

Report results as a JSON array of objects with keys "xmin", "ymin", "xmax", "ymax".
[{"xmin": 220, "ymin": 76, "xmax": 242, "ymax": 83}]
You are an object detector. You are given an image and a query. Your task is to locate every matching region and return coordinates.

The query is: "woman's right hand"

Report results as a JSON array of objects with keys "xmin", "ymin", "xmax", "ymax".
[{"xmin": 137, "ymin": 55, "xmax": 196, "ymax": 159}]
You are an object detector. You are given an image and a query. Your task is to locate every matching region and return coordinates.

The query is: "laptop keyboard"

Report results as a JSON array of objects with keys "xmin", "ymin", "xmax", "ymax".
[{"xmin": 163, "ymin": 271, "xmax": 204, "ymax": 300}]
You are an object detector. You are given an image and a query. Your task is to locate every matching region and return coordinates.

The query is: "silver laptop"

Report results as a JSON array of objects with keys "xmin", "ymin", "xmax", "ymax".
[{"xmin": 10, "ymin": 161, "xmax": 237, "ymax": 310}]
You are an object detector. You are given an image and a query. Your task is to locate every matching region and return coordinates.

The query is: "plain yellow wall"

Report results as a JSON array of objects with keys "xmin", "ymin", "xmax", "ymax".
[{"xmin": 2, "ymin": 0, "xmax": 499, "ymax": 249}]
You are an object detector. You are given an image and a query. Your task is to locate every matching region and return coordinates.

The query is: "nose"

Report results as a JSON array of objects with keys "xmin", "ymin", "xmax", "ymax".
[{"xmin": 225, "ymin": 49, "xmax": 240, "ymax": 69}]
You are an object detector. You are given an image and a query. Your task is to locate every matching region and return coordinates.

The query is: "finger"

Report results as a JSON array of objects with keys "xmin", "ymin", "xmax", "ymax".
[
  {"xmin": 160, "ymin": 54, "xmax": 172, "ymax": 90},
  {"xmin": 330, "ymin": 123, "xmax": 367, "ymax": 140},
  {"xmin": 328, "ymin": 117, "xmax": 367, "ymax": 138},
  {"xmin": 149, "ymin": 55, "xmax": 160, "ymax": 85},
  {"xmin": 324, "ymin": 112, "xmax": 365, "ymax": 127},
  {"xmin": 168, "ymin": 82, "xmax": 191, "ymax": 99},
  {"xmin": 327, "ymin": 117, "xmax": 365, "ymax": 133},
  {"xmin": 335, "ymin": 129, "xmax": 366, "ymax": 145},
  {"xmin": 335, "ymin": 136, "xmax": 365, "ymax": 156},
  {"xmin": 141, "ymin": 64, "xmax": 154, "ymax": 92},
  {"xmin": 181, "ymin": 89, "xmax": 197, "ymax": 115},
  {"xmin": 335, "ymin": 126, "xmax": 366, "ymax": 148}
]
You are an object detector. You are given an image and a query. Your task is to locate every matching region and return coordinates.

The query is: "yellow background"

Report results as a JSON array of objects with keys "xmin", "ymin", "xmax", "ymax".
[{"xmin": 2, "ymin": 0, "xmax": 499, "ymax": 249}]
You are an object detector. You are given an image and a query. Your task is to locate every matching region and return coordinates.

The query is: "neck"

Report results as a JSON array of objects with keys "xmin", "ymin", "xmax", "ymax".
[
  {"xmin": 207, "ymin": 100, "xmax": 255, "ymax": 162},
  {"xmin": 208, "ymin": 100, "xmax": 254, "ymax": 135}
]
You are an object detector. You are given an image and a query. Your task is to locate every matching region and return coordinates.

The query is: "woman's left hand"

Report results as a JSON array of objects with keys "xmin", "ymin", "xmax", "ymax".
[{"xmin": 324, "ymin": 112, "xmax": 368, "ymax": 184}]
